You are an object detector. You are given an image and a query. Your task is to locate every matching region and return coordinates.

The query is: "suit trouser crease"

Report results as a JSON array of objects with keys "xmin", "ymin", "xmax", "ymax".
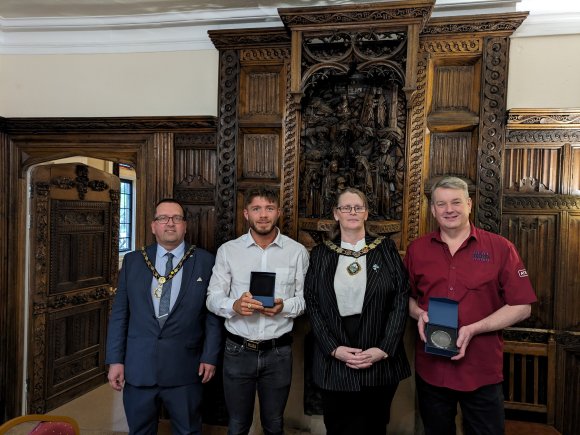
[{"xmin": 123, "ymin": 382, "xmax": 203, "ymax": 435}]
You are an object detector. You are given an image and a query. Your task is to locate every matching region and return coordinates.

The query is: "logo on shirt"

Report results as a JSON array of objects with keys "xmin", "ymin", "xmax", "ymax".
[
  {"xmin": 518, "ymin": 269, "xmax": 528, "ymax": 277},
  {"xmin": 472, "ymin": 250, "xmax": 490, "ymax": 262}
]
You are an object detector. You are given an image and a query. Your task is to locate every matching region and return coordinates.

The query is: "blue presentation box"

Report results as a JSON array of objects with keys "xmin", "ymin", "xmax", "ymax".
[{"xmin": 425, "ymin": 297, "xmax": 459, "ymax": 357}]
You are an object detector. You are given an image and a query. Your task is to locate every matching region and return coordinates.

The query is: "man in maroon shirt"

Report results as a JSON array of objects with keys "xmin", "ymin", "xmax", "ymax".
[{"xmin": 404, "ymin": 176, "xmax": 537, "ymax": 435}]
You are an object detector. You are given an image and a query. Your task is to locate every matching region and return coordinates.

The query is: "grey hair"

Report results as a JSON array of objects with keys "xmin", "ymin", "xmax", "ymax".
[{"xmin": 431, "ymin": 176, "xmax": 469, "ymax": 204}]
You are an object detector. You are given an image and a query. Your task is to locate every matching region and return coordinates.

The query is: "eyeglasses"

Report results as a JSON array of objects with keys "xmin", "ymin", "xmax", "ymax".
[
  {"xmin": 336, "ymin": 205, "xmax": 367, "ymax": 213},
  {"xmin": 154, "ymin": 215, "xmax": 185, "ymax": 224}
]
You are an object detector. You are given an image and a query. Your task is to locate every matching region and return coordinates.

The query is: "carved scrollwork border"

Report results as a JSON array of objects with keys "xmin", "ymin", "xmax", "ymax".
[
  {"xmin": 476, "ymin": 36, "xmax": 508, "ymax": 234},
  {"xmin": 280, "ymin": 6, "xmax": 433, "ymax": 29},
  {"xmin": 419, "ymin": 38, "xmax": 481, "ymax": 54},
  {"xmin": 422, "ymin": 13, "xmax": 528, "ymax": 35},
  {"xmin": 405, "ymin": 50, "xmax": 429, "ymax": 245},
  {"xmin": 29, "ymin": 181, "xmax": 50, "ymax": 413},
  {"xmin": 503, "ymin": 195, "xmax": 580, "ymax": 210},
  {"xmin": 109, "ymin": 189, "xmax": 120, "ymax": 288},
  {"xmin": 507, "ymin": 129, "xmax": 580, "ymax": 143},
  {"xmin": 215, "ymin": 50, "xmax": 239, "ymax": 248},
  {"xmin": 282, "ymin": 57, "xmax": 297, "ymax": 237},
  {"xmin": 507, "ymin": 110, "xmax": 580, "ymax": 127},
  {"xmin": 241, "ymin": 48, "xmax": 290, "ymax": 63}
]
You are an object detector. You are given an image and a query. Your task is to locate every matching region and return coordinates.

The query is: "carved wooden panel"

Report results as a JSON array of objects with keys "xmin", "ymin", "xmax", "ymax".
[
  {"xmin": 571, "ymin": 145, "xmax": 580, "ymax": 195},
  {"xmin": 45, "ymin": 301, "xmax": 108, "ymax": 410},
  {"xmin": 501, "ymin": 212, "xmax": 557, "ymax": 329},
  {"xmin": 173, "ymin": 132, "xmax": 217, "ymax": 252},
  {"xmin": 429, "ymin": 132, "xmax": 476, "ymax": 179},
  {"xmin": 431, "ymin": 62, "xmax": 480, "ymax": 114},
  {"xmin": 561, "ymin": 213, "xmax": 580, "ymax": 331},
  {"xmin": 504, "ymin": 145, "xmax": 561, "ymax": 194},
  {"xmin": 239, "ymin": 66, "xmax": 285, "ymax": 121},
  {"xmin": 51, "ymin": 201, "xmax": 111, "ymax": 293},
  {"xmin": 239, "ymin": 131, "xmax": 280, "ymax": 180}
]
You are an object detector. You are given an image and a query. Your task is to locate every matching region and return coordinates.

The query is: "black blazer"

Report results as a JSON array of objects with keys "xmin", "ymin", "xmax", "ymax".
[
  {"xmin": 106, "ymin": 243, "xmax": 223, "ymax": 387},
  {"xmin": 304, "ymin": 236, "xmax": 410, "ymax": 391}
]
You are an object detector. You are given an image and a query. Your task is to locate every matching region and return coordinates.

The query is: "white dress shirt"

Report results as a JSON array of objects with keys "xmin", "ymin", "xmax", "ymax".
[
  {"xmin": 150, "ymin": 241, "xmax": 185, "ymax": 318},
  {"xmin": 334, "ymin": 238, "xmax": 367, "ymax": 316},
  {"xmin": 206, "ymin": 229, "xmax": 309, "ymax": 340}
]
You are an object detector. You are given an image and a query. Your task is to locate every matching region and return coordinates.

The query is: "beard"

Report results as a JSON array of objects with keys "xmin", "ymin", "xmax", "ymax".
[{"xmin": 249, "ymin": 219, "xmax": 277, "ymax": 236}]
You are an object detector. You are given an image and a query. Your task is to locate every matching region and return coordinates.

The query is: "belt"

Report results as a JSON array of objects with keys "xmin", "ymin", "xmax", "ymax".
[{"xmin": 226, "ymin": 332, "xmax": 292, "ymax": 351}]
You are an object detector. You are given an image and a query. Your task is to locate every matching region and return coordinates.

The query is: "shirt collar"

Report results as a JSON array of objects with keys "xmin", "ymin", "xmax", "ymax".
[
  {"xmin": 431, "ymin": 222, "xmax": 478, "ymax": 243},
  {"xmin": 244, "ymin": 227, "xmax": 283, "ymax": 248},
  {"xmin": 157, "ymin": 241, "xmax": 186, "ymax": 259}
]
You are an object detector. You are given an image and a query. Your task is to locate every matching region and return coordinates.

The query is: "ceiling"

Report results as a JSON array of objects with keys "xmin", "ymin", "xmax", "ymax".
[
  {"xmin": 0, "ymin": 1, "xmax": 578, "ymax": 54},
  {"xmin": 0, "ymin": 0, "xmax": 370, "ymax": 19}
]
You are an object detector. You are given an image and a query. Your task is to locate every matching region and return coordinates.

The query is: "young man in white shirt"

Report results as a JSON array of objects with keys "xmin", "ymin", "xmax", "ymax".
[{"xmin": 207, "ymin": 186, "xmax": 309, "ymax": 435}]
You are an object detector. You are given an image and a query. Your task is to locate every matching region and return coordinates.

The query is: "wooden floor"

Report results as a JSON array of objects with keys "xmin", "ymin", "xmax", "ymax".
[{"xmin": 505, "ymin": 420, "xmax": 561, "ymax": 435}]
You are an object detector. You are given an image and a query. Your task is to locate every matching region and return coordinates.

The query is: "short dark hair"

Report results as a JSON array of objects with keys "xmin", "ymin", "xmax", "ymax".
[
  {"xmin": 244, "ymin": 186, "xmax": 279, "ymax": 207},
  {"xmin": 154, "ymin": 198, "xmax": 186, "ymax": 219}
]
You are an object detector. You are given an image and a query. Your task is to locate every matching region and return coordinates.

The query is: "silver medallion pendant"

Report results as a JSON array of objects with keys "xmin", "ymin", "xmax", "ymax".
[
  {"xmin": 347, "ymin": 261, "xmax": 362, "ymax": 276},
  {"xmin": 430, "ymin": 330, "xmax": 452, "ymax": 349}
]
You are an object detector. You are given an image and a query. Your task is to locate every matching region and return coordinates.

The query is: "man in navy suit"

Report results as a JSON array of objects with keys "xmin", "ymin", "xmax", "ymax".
[{"xmin": 106, "ymin": 198, "xmax": 223, "ymax": 435}]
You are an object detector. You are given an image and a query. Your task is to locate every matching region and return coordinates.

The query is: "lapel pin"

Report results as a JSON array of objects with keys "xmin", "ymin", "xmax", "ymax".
[
  {"xmin": 197, "ymin": 277, "xmax": 203, "ymax": 282},
  {"xmin": 372, "ymin": 264, "xmax": 380, "ymax": 272}
]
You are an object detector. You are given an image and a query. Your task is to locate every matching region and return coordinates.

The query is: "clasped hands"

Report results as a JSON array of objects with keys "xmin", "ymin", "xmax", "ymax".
[
  {"xmin": 233, "ymin": 291, "xmax": 283, "ymax": 317},
  {"xmin": 332, "ymin": 346, "xmax": 387, "ymax": 369}
]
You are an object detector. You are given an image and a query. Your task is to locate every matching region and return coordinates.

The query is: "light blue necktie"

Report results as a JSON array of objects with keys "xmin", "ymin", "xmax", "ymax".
[{"xmin": 158, "ymin": 252, "xmax": 174, "ymax": 328}]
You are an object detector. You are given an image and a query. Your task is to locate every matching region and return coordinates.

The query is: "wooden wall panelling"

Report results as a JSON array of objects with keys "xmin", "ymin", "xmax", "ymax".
[
  {"xmin": 506, "ymin": 109, "xmax": 580, "ymax": 433},
  {"xmin": 0, "ymin": 131, "xmax": 10, "ymax": 420},
  {"xmin": 0, "ymin": 116, "xmax": 216, "ymax": 418},
  {"xmin": 210, "ymin": 28, "xmax": 291, "ymax": 242},
  {"xmin": 407, "ymin": 13, "xmax": 527, "ymax": 247},
  {"xmin": 173, "ymin": 131, "xmax": 218, "ymax": 253},
  {"xmin": 501, "ymin": 212, "xmax": 557, "ymax": 329}
]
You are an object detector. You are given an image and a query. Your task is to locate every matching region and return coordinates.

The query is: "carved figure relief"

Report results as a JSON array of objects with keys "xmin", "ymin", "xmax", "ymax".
[{"xmin": 299, "ymin": 76, "xmax": 406, "ymax": 220}]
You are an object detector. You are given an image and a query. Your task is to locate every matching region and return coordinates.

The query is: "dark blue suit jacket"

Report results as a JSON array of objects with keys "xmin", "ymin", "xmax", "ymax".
[{"xmin": 105, "ymin": 243, "xmax": 223, "ymax": 387}]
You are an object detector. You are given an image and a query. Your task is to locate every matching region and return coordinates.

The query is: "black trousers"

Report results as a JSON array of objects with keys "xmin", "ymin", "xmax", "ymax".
[
  {"xmin": 416, "ymin": 374, "xmax": 504, "ymax": 435},
  {"xmin": 321, "ymin": 384, "xmax": 399, "ymax": 435}
]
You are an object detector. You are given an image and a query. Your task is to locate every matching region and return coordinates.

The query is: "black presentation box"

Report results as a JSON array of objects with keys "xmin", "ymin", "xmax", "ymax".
[
  {"xmin": 249, "ymin": 271, "xmax": 276, "ymax": 308},
  {"xmin": 425, "ymin": 297, "xmax": 459, "ymax": 357}
]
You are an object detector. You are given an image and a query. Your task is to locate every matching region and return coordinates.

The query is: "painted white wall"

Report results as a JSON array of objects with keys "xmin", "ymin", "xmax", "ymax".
[
  {"xmin": 507, "ymin": 34, "xmax": 580, "ymax": 109},
  {"xmin": 0, "ymin": 50, "xmax": 219, "ymax": 117},
  {"xmin": 1, "ymin": 34, "xmax": 578, "ymax": 118}
]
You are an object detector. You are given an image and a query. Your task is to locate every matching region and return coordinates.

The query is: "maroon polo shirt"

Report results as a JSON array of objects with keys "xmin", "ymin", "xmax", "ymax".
[{"xmin": 404, "ymin": 224, "xmax": 537, "ymax": 392}]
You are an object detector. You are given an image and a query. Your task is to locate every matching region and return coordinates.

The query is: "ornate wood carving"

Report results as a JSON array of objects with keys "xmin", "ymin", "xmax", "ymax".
[
  {"xmin": 404, "ymin": 50, "xmax": 428, "ymax": 245},
  {"xmin": 508, "ymin": 109, "xmax": 580, "ymax": 127},
  {"xmin": 209, "ymin": 28, "xmax": 290, "ymax": 50},
  {"xmin": 279, "ymin": 2, "xmax": 434, "ymax": 28},
  {"xmin": 476, "ymin": 36, "xmax": 509, "ymax": 234},
  {"xmin": 240, "ymin": 48, "xmax": 290, "ymax": 63},
  {"xmin": 507, "ymin": 129, "xmax": 580, "ymax": 143},
  {"xmin": 282, "ymin": 57, "xmax": 299, "ymax": 236},
  {"xmin": 3, "ymin": 116, "xmax": 216, "ymax": 133},
  {"xmin": 503, "ymin": 195, "xmax": 580, "ymax": 210},
  {"xmin": 504, "ymin": 147, "xmax": 560, "ymax": 193},
  {"xmin": 215, "ymin": 50, "xmax": 240, "ymax": 247},
  {"xmin": 422, "ymin": 13, "xmax": 528, "ymax": 35}
]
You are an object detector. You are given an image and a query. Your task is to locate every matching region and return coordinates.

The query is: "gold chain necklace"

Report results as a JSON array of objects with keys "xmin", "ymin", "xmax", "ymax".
[
  {"xmin": 324, "ymin": 237, "xmax": 384, "ymax": 276},
  {"xmin": 141, "ymin": 245, "xmax": 196, "ymax": 298}
]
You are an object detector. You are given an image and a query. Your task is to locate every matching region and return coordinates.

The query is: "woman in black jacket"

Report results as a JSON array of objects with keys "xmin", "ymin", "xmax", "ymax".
[{"xmin": 305, "ymin": 187, "xmax": 410, "ymax": 435}]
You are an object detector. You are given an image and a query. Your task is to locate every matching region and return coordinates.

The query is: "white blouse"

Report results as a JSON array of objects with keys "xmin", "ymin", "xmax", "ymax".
[{"xmin": 334, "ymin": 238, "xmax": 367, "ymax": 317}]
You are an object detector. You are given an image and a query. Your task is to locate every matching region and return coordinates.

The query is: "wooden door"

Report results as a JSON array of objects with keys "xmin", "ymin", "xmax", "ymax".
[{"xmin": 27, "ymin": 163, "xmax": 119, "ymax": 413}]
